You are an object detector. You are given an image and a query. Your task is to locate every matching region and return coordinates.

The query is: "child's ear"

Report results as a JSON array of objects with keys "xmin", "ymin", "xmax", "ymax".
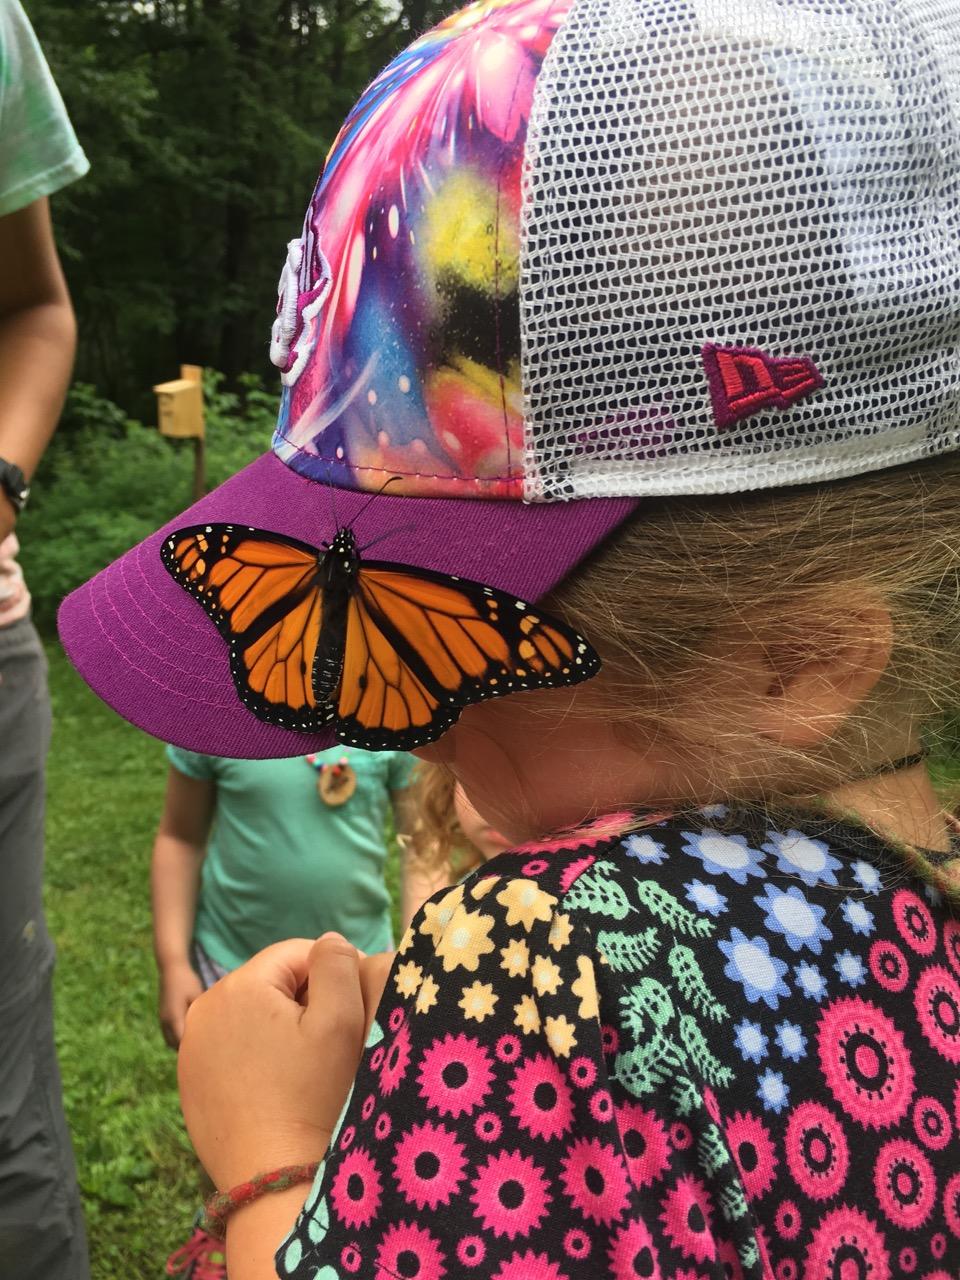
[{"xmin": 750, "ymin": 597, "xmax": 893, "ymax": 750}]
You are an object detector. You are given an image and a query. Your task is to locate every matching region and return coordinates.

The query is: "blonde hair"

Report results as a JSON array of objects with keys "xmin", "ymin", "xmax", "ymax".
[
  {"xmin": 543, "ymin": 453, "xmax": 960, "ymax": 894},
  {"xmin": 408, "ymin": 762, "xmax": 485, "ymax": 881}
]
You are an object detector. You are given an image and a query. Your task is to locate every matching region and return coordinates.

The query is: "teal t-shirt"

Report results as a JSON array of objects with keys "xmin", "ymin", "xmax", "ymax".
[
  {"xmin": 0, "ymin": 1, "xmax": 89, "ymax": 215},
  {"xmin": 166, "ymin": 746, "xmax": 414, "ymax": 971}
]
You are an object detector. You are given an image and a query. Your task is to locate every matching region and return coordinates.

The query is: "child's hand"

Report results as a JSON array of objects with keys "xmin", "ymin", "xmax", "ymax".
[
  {"xmin": 178, "ymin": 934, "xmax": 367, "ymax": 1192},
  {"xmin": 158, "ymin": 960, "xmax": 204, "ymax": 1049},
  {"xmin": 358, "ymin": 950, "xmax": 394, "ymax": 1041}
]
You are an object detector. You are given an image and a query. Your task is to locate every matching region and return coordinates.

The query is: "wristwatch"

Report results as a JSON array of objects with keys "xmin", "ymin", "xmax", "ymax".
[{"xmin": 0, "ymin": 458, "xmax": 29, "ymax": 513}]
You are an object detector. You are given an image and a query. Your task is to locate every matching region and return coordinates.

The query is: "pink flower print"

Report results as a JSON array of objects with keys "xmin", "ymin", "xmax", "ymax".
[
  {"xmin": 470, "ymin": 1149, "xmax": 552, "ymax": 1239},
  {"xmin": 613, "ymin": 1102, "xmax": 671, "ymax": 1191},
  {"xmin": 941, "ymin": 1169, "xmax": 960, "ymax": 1238},
  {"xmin": 660, "ymin": 1174, "xmax": 718, "ymax": 1265},
  {"xmin": 717, "ymin": 1237, "xmax": 746, "ymax": 1280},
  {"xmin": 869, "ymin": 940, "xmax": 909, "ymax": 993},
  {"xmin": 381, "ymin": 1021, "xmax": 412, "ymax": 1094},
  {"xmin": 375, "ymin": 1220, "xmax": 446, "ymax": 1280},
  {"xmin": 512, "ymin": 812, "xmax": 635, "ymax": 856},
  {"xmin": 944, "ymin": 918, "xmax": 960, "ymax": 978},
  {"xmin": 892, "ymin": 889, "xmax": 936, "ymax": 955},
  {"xmin": 784, "ymin": 1102, "xmax": 848, "ymax": 1201},
  {"xmin": 417, "ymin": 1032, "xmax": 494, "ymax": 1117},
  {"xmin": 873, "ymin": 1138, "xmax": 935, "ymax": 1229},
  {"xmin": 491, "ymin": 1250, "xmax": 570, "ymax": 1280},
  {"xmin": 912, "ymin": 1096, "xmax": 952, "ymax": 1151},
  {"xmin": 607, "ymin": 1219, "xmax": 663, "ymax": 1279},
  {"xmin": 508, "ymin": 1053, "xmax": 574, "ymax": 1141},
  {"xmin": 724, "ymin": 1111, "xmax": 778, "ymax": 1201},
  {"xmin": 457, "ymin": 1236, "xmax": 485, "ymax": 1269},
  {"xmin": 816, "ymin": 996, "xmax": 915, "ymax": 1128},
  {"xmin": 392, "ymin": 1120, "xmax": 468, "ymax": 1211},
  {"xmin": 774, "ymin": 1199, "xmax": 802, "ymax": 1241},
  {"xmin": 330, "ymin": 1146, "xmax": 383, "ymax": 1230},
  {"xmin": 803, "ymin": 1206, "xmax": 890, "ymax": 1280},
  {"xmin": 559, "ymin": 1136, "xmax": 631, "ymax": 1226},
  {"xmin": 562, "ymin": 1228, "xmax": 591, "ymax": 1261},
  {"xmin": 914, "ymin": 965, "xmax": 960, "ymax": 1063}
]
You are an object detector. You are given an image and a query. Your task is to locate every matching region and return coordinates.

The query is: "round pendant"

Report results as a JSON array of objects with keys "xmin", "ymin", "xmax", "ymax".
[{"xmin": 317, "ymin": 761, "xmax": 357, "ymax": 806}]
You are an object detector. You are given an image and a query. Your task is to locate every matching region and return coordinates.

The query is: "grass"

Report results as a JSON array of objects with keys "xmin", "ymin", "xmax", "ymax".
[{"xmin": 43, "ymin": 638, "xmax": 402, "ymax": 1278}]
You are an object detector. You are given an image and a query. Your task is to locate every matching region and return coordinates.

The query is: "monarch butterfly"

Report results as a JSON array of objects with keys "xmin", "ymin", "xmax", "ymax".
[{"xmin": 161, "ymin": 522, "xmax": 600, "ymax": 750}]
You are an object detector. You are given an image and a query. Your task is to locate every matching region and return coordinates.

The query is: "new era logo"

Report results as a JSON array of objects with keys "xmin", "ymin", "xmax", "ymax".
[{"xmin": 702, "ymin": 343, "xmax": 824, "ymax": 429}]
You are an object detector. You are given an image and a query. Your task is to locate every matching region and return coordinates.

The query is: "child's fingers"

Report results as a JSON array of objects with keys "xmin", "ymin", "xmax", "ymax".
[
  {"xmin": 303, "ymin": 933, "xmax": 366, "ymax": 1051},
  {"xmin": 238, "ymin": 937, "xmax": 317, "ymax": 999},
  {"xmin": 358, "ymin": 951, "xmax": 394, "ymax": 1043}
]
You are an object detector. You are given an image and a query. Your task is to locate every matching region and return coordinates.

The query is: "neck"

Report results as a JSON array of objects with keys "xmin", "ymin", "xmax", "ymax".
[{"xmin": 821, "ymin": 760, "xmax": 951, "ymax": 853}]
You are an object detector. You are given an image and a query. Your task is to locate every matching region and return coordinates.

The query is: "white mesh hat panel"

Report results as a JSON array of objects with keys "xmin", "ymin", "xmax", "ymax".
[{"xmin": 520, "ymin": 0, "xmax": 960, "ymax": 500}]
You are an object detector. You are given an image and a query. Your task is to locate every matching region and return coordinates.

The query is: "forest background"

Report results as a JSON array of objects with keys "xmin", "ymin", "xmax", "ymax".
[{"xmin": 22, "ymin": 0, "xmax": 450, "ymax": 623}]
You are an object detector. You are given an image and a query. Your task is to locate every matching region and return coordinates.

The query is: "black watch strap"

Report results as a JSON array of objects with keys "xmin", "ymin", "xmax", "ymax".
[{"xmin": 0, "ymin": 458, "xmax": 29, "ymax": 513}]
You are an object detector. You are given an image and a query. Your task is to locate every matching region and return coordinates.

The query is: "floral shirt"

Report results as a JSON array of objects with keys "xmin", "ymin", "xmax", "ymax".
[{"xmin": 278, "ymin": 810, "xmax": 960, "ymax": 1280}]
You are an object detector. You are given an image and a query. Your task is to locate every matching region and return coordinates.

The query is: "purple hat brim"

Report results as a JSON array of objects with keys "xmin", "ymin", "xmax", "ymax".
[{"xmin": 58, "ymin": 452, "xmax": 639, "ymax": 758}]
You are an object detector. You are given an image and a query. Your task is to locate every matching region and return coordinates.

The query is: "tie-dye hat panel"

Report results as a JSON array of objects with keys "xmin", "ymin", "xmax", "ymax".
[{"xmin": 270, "ymin": 0, "xmax": 569, "ymax": 499}]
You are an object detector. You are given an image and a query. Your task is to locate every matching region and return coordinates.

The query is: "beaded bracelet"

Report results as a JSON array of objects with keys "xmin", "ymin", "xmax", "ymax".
[{"xmin": 201, "ymin": 1162, "xmax": 321, "ymax": 1240}]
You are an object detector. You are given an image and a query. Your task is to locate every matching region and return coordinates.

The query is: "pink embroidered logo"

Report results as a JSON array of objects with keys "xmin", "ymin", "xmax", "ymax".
[{"xmin": 702, "ymin": 343, "xmax": 824, "ymax": 429}]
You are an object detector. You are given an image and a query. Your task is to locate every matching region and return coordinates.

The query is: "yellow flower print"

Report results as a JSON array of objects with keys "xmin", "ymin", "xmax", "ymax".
[
  {"xmin": 397, "ymin": 926, "xmax": 416, "ymax": 955},
  {"xmin": 496, "ymin": 879, "xmax": 558, "ymax": 932},
  {"xmin": 500, "ymin": 937, "xmax": 529, "ymax": 978},
  {"xmin": 514, "ymin": 994, "xmax": 541, "ymax": 1035},
  {"xmin": 459, "ymin": 980, "xmax": 498, "ymax": 1022},
  {"xmin": 419, "ymin": 884, "xmax": 465, "ymax": 944},
  {"xmin": 394, "ymin": 959, "xmax": 423, "ymax": 998},
  {"xmin": 470, "ymin": 876, "xmax": 499, "ymax": 901},
  {"xmin": 548, "ymin": 912, "xmax": 573, "ymax": 952},
  {"xmin": 531, "ymin": 954, "xmax": 562, "ymax": 997},
  {"xmin": 434, "ymin": 905, "xmax": 496, "ymax": 973},
  {"xmin": 544, "ymin": 1014, "xmax": 578, "ymax": 1057},
  {"xmin": 415, "ymin": 973, "xmax": 439, "ymax": 1014},
  {"xmin": 571, "ymin": 955, "xmax": 599, "ymax": 1019}
]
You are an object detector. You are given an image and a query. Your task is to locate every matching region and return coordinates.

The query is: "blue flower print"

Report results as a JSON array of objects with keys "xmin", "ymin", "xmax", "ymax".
[
  {"xmin": 794, "ymin": 961, "xmax": 828, "ymax": 1002},
  {"xmin": 840, "ymin": 897, "xmax": 875, "ymax": 936},
  {"xmin": 924, "ymin": 882, "xmax": 943, "ymax": 907},
  {"xmin": 775, "ymin": 1021, "xmax": 807, "ymax": 1062},
  {"xmin": 851, "ymin": 859, "xmax": 882, "ymax": 895},
  {"xmin": 834, "ymin": 950, "xmax": 866, "ymax": 987},
  {"xmin": 624, "ymin": 833, "xmax": 668, "ymax": 865},
  {"xmin": 734, "ymin": 1019, "xmax": 769, "ymax": 1063},
  {"xmin": 757, "ymin": 1069, "xmax": 790, "ymax": 1114},
  {"xmin": 754, "ymin": 884, "xmax": 832, "ymax": 955},
  {"xmin": 719, "ymin": 929, "xmax": 790, "ymax": 1009},
  {"xmin": 699, "ymin": 804, "xmax": 729, "ymax": 819},
  {"xmin": 762, "ymin": 830, "xmax": 841, "ymax": 887},
  {"xmin": 684, "ymin": 879, "xmax": 728, "ymax": 917},
  {"xmin": 681, "ymin": 830, "xmax": 766, "ymax": 885}
]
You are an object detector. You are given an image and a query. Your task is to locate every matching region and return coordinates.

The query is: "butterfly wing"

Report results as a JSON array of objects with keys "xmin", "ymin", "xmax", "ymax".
[
  {"xmin": 161, "ymin": 524, "xmax": 337, "ymax": 732},
  {"xmin": 333, "ymin": 562, "xmax": 600, "ymax": 750}
]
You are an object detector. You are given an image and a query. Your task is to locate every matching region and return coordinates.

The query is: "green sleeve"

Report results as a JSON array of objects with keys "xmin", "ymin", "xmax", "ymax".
[
  {"xmin": 165, "ymin": 745, "xmax": 217, "ymax": 782},
  {"xmin": 0, "ymin": 1, "xmax": 89, "ymax": 216},
  {"xmin": 387, "ymin": 751, "xmax": 416, "ymax": 792}
]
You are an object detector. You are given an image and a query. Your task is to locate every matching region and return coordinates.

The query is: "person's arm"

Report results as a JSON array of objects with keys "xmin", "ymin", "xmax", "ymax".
[
  {"xmin": 392, "ymin": 787, "xmax": 447, "ymax": 933},
  {"xmin": 151, "ymin": 764, "xmax": 216, "ymax": 1048},
  {"xmin": 0, "ymin": 197, "xmax": 75, "ymax": 539}
]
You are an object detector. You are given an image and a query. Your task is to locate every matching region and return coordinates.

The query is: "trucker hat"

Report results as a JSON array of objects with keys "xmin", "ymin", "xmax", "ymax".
[{"xmin": 59, "ymin": 0, "xmax": 960, "ymax": 757}]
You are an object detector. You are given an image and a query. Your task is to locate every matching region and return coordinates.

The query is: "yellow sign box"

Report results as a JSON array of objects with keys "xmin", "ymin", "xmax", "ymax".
[{"xmin": 154, "ymin": 373, "xmax": 205, "ymax": 439}]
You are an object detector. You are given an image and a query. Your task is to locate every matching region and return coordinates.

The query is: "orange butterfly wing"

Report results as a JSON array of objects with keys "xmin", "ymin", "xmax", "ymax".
[
  {"xmin": 161, "ymin": 525, "xmax": 336, "ymax": 732},
  {"xmin": 333, "ymin": 564, "xmax": 599, "ymax": 749}
]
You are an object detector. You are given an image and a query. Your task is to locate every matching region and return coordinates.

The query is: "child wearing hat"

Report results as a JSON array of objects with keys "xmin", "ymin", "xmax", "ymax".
[{"xmin": 61, "ymin": 0, "xmax": 960, "ymax": 1275}]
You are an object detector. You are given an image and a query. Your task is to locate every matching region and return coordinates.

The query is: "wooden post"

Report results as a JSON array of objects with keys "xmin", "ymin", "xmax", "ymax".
[{"xmin": 154, "ymin": 365, "xmax": 206, "ymax": 504}]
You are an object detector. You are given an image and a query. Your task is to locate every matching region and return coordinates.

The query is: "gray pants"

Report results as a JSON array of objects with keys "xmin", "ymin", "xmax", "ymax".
[{"xmin": 0, "ymin": 618, "xmax": 89, "ymax": 1279}]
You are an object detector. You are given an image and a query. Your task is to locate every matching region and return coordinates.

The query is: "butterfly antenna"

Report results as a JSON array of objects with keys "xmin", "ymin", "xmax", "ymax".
[
  {"xmin": 358, "ymin": 522, "xmax": 417, "ymax": 553},
  {"xmin": 351, "ymin": 475, "xmax": 402, "ymax": 531},
  {"xmin": 326, "ymin": 473, "xmax": 341, "ymax": 534}
]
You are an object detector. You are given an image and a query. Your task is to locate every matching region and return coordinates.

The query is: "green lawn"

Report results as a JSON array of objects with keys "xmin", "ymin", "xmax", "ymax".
[
  {"xmin": 45, "ymin": 640, "xmax": 196, "ymax": 1276},
  {"xmin": 43, "ymin": 638, "xmax": 402, "ymax": 1278}
]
